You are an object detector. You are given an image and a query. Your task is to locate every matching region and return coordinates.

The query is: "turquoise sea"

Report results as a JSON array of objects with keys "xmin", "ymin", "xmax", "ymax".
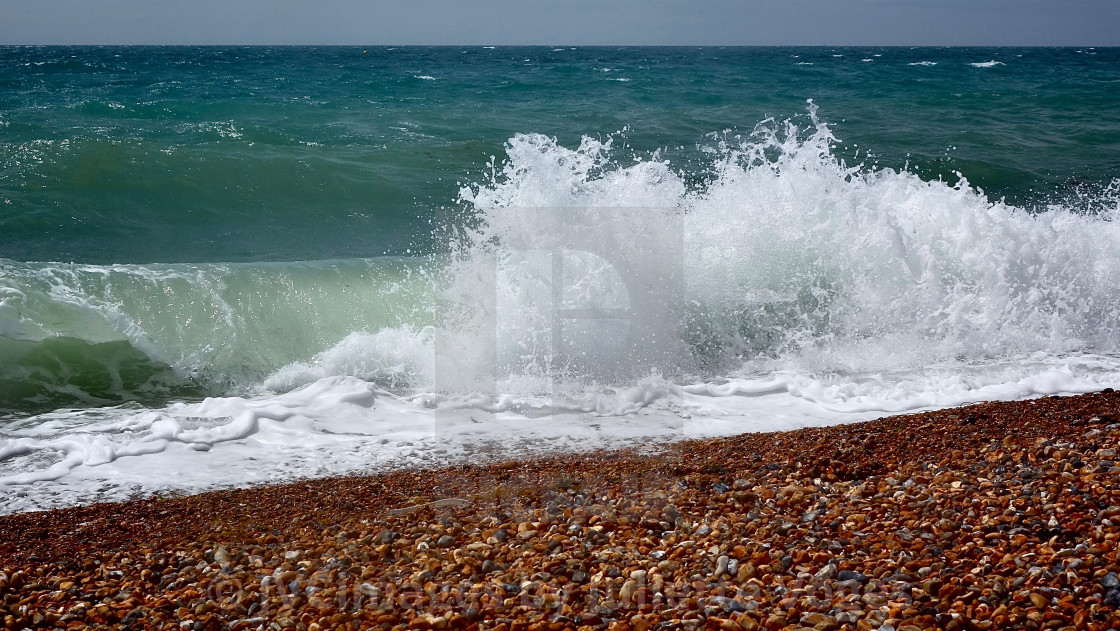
[{"xmin": 2, "ymin": 47, "xmax": 1119, "ymax": 511}]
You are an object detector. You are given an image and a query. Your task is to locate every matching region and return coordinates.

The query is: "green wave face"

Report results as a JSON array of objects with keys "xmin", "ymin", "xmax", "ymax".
[
  {"xmin": 0, "ymin": 257, "xmax": 442, "ymax": 414},
  {"xmin": 0, "ymin": 336, "xmax": 204, "ymax": 417}
]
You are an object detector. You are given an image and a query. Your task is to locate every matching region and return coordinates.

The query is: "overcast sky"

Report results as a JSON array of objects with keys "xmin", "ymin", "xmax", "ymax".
[{"xmin": 2, "ymin": 0, "xmax": 1119, "ymax": 46}]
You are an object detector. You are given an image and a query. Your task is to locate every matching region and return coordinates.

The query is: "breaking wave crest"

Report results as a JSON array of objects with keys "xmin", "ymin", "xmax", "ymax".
[{"xmin": 461, "ymin": 105, "xmax": 1120, "ymax": 379}]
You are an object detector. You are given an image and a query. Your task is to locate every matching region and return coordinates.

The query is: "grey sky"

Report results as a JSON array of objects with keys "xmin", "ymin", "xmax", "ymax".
[{"xmin": 2, "ymin": 0, "xmax": 1119, "ymax": 46}]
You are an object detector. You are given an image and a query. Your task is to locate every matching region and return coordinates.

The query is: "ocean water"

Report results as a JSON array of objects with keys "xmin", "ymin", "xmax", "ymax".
[{"xmin": 2, "ymin": 46, "xmax": 1120, "ymax": 512}]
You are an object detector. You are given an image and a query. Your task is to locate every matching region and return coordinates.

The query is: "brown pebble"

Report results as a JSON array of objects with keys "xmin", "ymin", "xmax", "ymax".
[{"xmin": 2, "ymin": 391, "xmax": 1120, "ymax": 630}]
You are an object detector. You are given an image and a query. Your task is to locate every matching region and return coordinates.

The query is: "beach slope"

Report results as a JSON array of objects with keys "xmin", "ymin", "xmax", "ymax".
[{"xmin": 2, "ymin": 391, "xmax": 1119, "ymax": 630}]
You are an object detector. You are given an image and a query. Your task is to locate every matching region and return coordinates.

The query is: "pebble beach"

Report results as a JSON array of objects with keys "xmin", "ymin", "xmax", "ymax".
[{"xmin": 2, "ymin": 390, "xmax": 1120, "ymax": 631}]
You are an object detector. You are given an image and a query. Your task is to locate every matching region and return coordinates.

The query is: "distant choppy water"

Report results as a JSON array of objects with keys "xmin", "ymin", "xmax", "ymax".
[
  {"xmin": 2, "ymin": 47, "xmax": 1120, "ymax": 512},
  {"xmin": 4, "ymin": 46, "xmax": 1119, "ymax": 263}
]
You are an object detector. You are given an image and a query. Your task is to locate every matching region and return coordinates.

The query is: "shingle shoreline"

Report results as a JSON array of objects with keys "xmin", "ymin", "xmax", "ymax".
[{"xmin": 2, "ymin": 390, "xmax": 1119, "ymax": 630}]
